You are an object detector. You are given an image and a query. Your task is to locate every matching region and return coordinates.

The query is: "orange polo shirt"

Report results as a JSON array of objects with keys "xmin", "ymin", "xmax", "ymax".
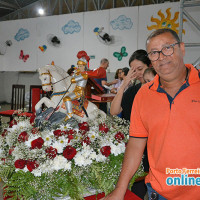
[{"xmin": 130, "ymin": 64, "xmax": 200, "ymax": 200}]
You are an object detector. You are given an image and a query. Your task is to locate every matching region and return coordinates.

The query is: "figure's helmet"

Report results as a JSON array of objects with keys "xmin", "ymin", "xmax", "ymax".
[{"xmin": 77, "ymin": 50, "xmax": 90, "ymax": 68}]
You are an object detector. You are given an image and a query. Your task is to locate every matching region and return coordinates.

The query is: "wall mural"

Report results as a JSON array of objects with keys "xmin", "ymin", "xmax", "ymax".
[
  {"xmin": 19, "ymin": 50, "xmax": 29, "ymax": 62},
  {"xmin": 62, "ymin": 20, "xmax": 81, "ymax": 34},
  {"xmin": 39, "ymin": 45, "xmax": 47, "ymax": 52},
  {"xmin": 14, "ymin": 28, "xmax": 30, "ymax": 41},
  {"xmin": 113, "ymin": 46, "xmax": 128, "ymax": 61},
  {"xmin": 110, "ymin": 15, "xmax": 133, "ymax": 30},
  {"xmin": 147, "ymin": 8, "xmax": 187, "ymax": 34}
]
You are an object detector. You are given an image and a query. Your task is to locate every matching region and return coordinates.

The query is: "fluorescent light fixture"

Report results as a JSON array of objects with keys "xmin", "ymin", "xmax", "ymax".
[{"xmin": 38, "ymin": 8, "xmax": 45, "ymax": 15}]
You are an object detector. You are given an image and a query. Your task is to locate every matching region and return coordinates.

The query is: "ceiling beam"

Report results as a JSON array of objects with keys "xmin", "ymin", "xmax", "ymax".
[{"xmin": 0, "ymin": 0, "xmax": 19, "ymax": 9}]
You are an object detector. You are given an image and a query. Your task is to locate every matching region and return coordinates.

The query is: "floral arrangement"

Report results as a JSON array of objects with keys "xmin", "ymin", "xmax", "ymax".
[{"xmin": 0, "ymin": 113, "xmax": 146, "ymax": 200}]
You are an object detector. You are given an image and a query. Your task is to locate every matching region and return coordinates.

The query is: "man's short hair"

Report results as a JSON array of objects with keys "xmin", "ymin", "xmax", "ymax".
[
  {"xmin": 146, "ymin": 28, "xmax": 181, "ymax": 48},
  {"xmin": 100, "ymin": 58, "xmax": 109, "ymax": 64}
]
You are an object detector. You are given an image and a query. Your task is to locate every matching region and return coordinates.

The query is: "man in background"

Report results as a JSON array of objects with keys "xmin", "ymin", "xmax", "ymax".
[{"xmin": 87, "ymin": 58, "xmax": 116, "ymax": 113}]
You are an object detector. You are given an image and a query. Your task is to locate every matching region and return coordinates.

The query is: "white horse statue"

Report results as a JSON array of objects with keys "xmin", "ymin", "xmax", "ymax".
[{"xmin": 35, "ymin": 64, "xmax": 106, "ymax": 126}]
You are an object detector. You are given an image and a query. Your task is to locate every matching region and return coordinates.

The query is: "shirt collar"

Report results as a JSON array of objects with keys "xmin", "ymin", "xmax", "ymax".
[{"xmin": 149, "ymin": 64, "xmax": 200, "ymax": 91}]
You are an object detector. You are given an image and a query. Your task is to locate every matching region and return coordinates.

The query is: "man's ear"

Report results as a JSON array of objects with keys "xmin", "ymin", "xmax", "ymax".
[{"xmin": 180, "ymin": 42, "xmax": 185, "ymax": 57}]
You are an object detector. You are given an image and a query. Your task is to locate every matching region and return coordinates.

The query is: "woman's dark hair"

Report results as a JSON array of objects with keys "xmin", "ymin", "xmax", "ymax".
[
  {"xmin": 129, "ymin": 49, "xmax": 151, "ymax": 67},
  {"xmin": 122, "ymin": 67, "xmax": 129, "ymax": 76},
  {"xmin": 114, "ymin": 68, "xmax": 122, "ymax": 79}
]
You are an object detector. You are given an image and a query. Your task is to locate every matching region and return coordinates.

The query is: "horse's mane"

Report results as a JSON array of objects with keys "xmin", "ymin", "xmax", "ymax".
[{"xmin": 38, "ymin": 64, "xmax": 70, "ymax": 85}]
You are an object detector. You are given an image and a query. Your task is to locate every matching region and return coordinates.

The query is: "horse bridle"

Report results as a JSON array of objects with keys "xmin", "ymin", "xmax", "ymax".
[
  {"xmin": 40, "ymin": 71, "xmax": 52, "ymax": 87},
  {"xmin": 41, "ymin": 71, "xmax": 70, "ymax": 86}
]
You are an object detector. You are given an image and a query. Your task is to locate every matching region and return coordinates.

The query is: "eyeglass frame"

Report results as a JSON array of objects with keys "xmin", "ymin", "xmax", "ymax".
[{"xmin": 147, "ymin": 42, "xmax": 180, "ymax": 62}]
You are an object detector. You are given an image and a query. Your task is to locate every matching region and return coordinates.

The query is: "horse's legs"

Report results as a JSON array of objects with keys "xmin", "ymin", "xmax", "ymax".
[{"xmin": 35, "ymin": 97, "xmax": 56, "ymax": 113}]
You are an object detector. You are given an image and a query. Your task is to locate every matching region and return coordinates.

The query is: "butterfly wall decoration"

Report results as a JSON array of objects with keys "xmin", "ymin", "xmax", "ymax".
[
  {"xmin": 113, "ymin": 46, "xmax": 128, "ymax": 61},
  {"xmin": 19, "ymin": 50, "xmax": 29, "ymax": 62}
]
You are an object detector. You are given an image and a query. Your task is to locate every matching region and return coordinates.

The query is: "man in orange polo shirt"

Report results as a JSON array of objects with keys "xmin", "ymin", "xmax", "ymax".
[{"xmin": 103, "ymin": 29, "xmax": 200, "ymax": 200}]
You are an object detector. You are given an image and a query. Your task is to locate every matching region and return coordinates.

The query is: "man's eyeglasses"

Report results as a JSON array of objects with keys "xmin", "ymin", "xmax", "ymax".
[{"xmin": 147, "ymin": 42, "xmax": 180, "ymax": 62}]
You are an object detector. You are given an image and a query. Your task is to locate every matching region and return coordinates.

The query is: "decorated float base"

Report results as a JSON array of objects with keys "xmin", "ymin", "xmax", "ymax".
[{"xmin": 0, "ymin": 113, "xmax": 146, "ymax": 200}]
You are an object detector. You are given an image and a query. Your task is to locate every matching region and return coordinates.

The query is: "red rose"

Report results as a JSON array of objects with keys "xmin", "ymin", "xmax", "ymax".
[
  {"xmin": 78, "ymin": 122, "xmax": 89, "ymax": 133},
  {"xmin": 2, "ymin": 129, "xmax": 7, "ymax": 137},
  {"xmin": 65, "ymin": 129, "xmax": 76, "ymax": 135},
  {"xmin": 29, "ymin": 114, "xmax": 36, "ymax": 124},
  {"xmin": 9, "ymin": 119, "xmax": 17, "ymax": 128},
  {"xmin": 14, "ymin": 159, "xmax": 26, "ymax": 169},
  {"xmin": 9, "ymin": 148, "xmax": 15, "ymax": 155},
  {"xmin": 82, "ymin": 136, "xmax": 91, "ymax": 145},
  {"xmin": 53, "ymin": 130, "xmax": 64, "ymax": 137},
  {"xmin": 99, "ymin": 123, "xmax": 109, "ymax": 133},
  {"xmin": 114, "ymin": 132, "xmax": 125, "ymax": 142},
  {"xmin": 27, "ymin": 160, "xmax": 39, "ymax": 172},
  {"xmin": 31, "ymin": 137, "xmax": 44, "ymax": 149},
  {"xmin": 31, "ymin": 127, "xmax": 39, "ymax": 135},
  {"xmin": 63, "ymin": 146, "xmax": 77, "ymax": 160},
  {"xmin": 100, "ymin": 146, "xmax": 111, "ymax": 157},
  {"xmin": 18, "ymin": 131, "xmax": 29, "ymax": 143},
  {"xmin": 67, "ymin": 134, "xmax": 74, "ymax": 143},
  {"xmin": 45, "ymin": 146, "xmax": 57, "ymax": 159},
  {"xmin": 1, "ymin": 158, "xmax": 6, "ymax": 164}
]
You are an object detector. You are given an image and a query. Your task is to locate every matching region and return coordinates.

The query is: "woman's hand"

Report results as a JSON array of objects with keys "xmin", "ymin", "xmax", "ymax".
[{"xmin": 121, "ymin": 67, "xmax": 137, "ymax": 89}]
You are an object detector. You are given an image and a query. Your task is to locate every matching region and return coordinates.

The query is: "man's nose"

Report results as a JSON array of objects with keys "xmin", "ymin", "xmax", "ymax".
[{"xmin": 159, "ymin": 51, "xmax": 166, "ymax": 60}]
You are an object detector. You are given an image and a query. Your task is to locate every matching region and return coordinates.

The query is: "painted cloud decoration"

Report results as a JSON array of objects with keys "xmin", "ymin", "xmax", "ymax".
[
  {"xmin": 110, "ymin": 15, "xmax": 133, "ymax": 30},
  {"xmin": 14, "ymin": 28, "xmax": 30, "ymax": 41},
  {"xmin": 62, "ymin": 20, "xmax": 81, "ymax": 34}
]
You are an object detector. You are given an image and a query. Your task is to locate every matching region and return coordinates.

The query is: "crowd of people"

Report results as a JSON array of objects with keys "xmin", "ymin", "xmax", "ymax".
[{"xmin": 65, "ymin": 28, "xmax": 199, "ymax": 200}]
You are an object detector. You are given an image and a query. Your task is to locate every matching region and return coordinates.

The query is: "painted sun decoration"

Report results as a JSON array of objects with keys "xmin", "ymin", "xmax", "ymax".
[{"xmin": 147, "ymin": 8, "xmax": 186, "ymax": 34}]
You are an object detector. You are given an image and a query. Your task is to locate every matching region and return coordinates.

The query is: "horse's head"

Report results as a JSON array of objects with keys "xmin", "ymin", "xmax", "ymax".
[
  {"xmin": 38, "ymin": 64, "xmax": 72, "ymax": 92},
  {"xmin": 38, "ymin": 65, "xmax": 53, "ymax": 92}
]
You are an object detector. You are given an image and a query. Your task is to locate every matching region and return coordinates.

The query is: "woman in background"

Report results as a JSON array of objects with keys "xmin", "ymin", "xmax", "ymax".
[
  {"xmin": 110, "ymin": 49, "xmax": 151, "ymax": 199},
  {"xmin": 110, "ymin": 50, "xmax": 151, "ymax": 121},
  {"xmin": 110, "ymin": 68, "xmax": 122, "ymax": 93}
]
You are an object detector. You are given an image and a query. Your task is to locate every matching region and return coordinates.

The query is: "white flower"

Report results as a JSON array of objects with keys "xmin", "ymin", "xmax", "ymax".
[
  {"xmin": 74, "ymin": 144, "xmax": 96, "ymax": 167},
  {"xmin": 9, "ymin": 120, "xmax": 31, "ymax": 132},
  {"xmin": 74, "ymin": 152, "xmax": 86, "ymax": 167},
  {"xmin": 52, "ymin": 136, "xmax": 67, "ymax": 154},
  {"xmin": 22, "ymin": 166, "xmax": 29, "ymax": 173},
  {"xmin": 110, "ymin": 143, "xmax": 125, "ymax": 156},
  {"xmin": 32, "ymin": 169, "xmax": 42, "ymax": 177},
  {"xmin": 33, "ymin": 160, "xmax": 54, "ymax": 175},
  {"xmin": 88, "ymin": 130, "xmax": 98, "ymax": 142},
  {"xmin": 42, "ymin": 130, "xmax": 54, "ymax": 146},
  {"xmin": 52, "ymin": 155, "xmax": 71, "ymax": 171},
  {"xmin": 12, "ymin": 146, "xmax": 21, "ymax": 160},
  {"xmin": 0, "ymin": 148, "xmax": 3, "ymax": 157},
  {"xmin": 95, "ymin": 154, "xmax": 107, "ymax": 162}
]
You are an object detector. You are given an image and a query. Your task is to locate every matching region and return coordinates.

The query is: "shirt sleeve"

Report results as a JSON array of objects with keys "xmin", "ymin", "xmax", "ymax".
[
  {"xmin": 87, "ymin": 67, "xmax": 106, "ymax": 78},
  {"xmin": 129, "ymin": 90, "xmax": 148, "ymax": 138}
]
